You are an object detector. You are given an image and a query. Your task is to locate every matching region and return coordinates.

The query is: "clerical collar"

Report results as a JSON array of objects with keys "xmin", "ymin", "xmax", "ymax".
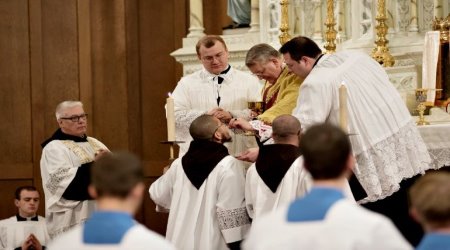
[
  {"xmin": 255, "ymin": 144, "xmax": 301, "ymax": 193},
  {"xmin": 41, "ymin": 128, "xmax": 88, "ymax": 148},
  {"xmin": 219, "ymin": 65, "xmax": 231, "ymax": 75},
  {"xmin": 16, "ymin": 214, "xmax": 39, "ymax": 221},
  {"xmin": 312, "ymin": 54, "xmax": 324, "ymax": 69}
]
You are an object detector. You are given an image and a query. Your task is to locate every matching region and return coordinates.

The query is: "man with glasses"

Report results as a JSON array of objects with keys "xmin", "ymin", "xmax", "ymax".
[
  {"xmin": 245, "ymin": 44, "xmax": 303, "ymax": 124},
  {"xmin": 150, "ymin": 114, "xmax": 250, "ymax": 250},
  {"xmin": 40, "ymin": 100, "xmax": 109, "ymax": 238},
  {"xmin": 171, "ymin": 35, "xmax": 261, "ymax": 157}
]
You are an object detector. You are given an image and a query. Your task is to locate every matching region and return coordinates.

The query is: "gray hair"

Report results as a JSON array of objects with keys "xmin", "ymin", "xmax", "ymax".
[
  {"xmin": 245, "ymin": 43, "xmax": 281, "ymax": 67},
  {"xmin": 55, "ymin": 101, "xmax": 83, "ymax": 120}
]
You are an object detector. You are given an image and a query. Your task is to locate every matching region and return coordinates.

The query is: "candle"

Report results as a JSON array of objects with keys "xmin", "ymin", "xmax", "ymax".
[
  {"xmin": 166, "ymin": 93, "xmax": 176, "ymax": 141},
  {"xmin": 339, "ymin": 82, "xmax": 348, "ymax": 133}
]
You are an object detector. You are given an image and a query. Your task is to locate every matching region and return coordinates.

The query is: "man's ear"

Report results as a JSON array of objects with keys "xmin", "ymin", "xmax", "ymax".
[
  {"xmin": 88, "ymin": 185, "xmax": 98, "ymax": 199},
  {"xmin": 409, "ymin": 207, "xmax": 423, "ymax": 224},
  {"xmin": 130, "ymin": 182, "xmax": 145, "ymax": 202},
  {"xmin": 14, "ymin": 199, "xmax": 20, "ymax": 208},
  {"xmin": 213, "ymin": 130, "xmax": 223, "ymax": 142}
]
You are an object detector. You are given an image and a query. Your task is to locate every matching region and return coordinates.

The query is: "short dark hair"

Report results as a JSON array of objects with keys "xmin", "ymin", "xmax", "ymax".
[
  {"xmin": 279, "ymin": 36, "xmax": 322, "ymax": 61},
  {"xmin": 92, "ymin": 152, "xmax": 144, "ymax": 199},
  {"xmin": 272, "ymin": 115, "xmax": 301, "ymax": 143},
  {"xmin": 189, "ymin": 114, "xmax": 219, "ymax": 140},
  {"xmin": 409, "ymin": 172, "xmax": 450, "ymax": 228},
  {"xmin": 15, "ymin": 186, "xmax": 38, "ymax": 200},
  {"xmin": 196, "ymin": 35, "xmax": 228, "ymax": 56},
  {"xmin": 300, "ymin": 124, "xmax": 351, "ymax": 180}
]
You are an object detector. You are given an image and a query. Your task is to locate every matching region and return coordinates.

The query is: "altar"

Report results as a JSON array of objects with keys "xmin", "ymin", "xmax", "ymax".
[{"xmin": 416, "ymin": 108, "xmax": 450, "ymax": 169}]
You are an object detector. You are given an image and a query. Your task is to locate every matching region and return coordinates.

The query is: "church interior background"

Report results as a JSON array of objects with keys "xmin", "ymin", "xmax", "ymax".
[{"xmin": 0, "ymin": 0, "xmax": 448, "ymax": 235}]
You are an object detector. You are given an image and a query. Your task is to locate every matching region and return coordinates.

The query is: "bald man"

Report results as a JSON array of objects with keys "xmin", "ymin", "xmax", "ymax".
[
  {"xmin": 245, "ymin": 115, "xmax": 312, "ymax": 219},
  {"xmin": 150, "ymin": 114, "xmax": 250, "ymax": 250}
]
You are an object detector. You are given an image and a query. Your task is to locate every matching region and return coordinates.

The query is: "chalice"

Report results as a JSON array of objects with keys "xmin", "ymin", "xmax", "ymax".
[
  {"xmin": 245, "ymin": 101, "xmax": 265, "ymax": 136},
  {"xmin": 415, "ymin": 88, "xmax": 429, "ymax": 125},
  {"xmin": 248, "ymin": 101, "xmax": 265, "ymax": 117}
]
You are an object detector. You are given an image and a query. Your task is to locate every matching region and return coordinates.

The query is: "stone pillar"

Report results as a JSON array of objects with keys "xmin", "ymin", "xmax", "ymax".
[
  {"xmin": 249, "ymin": 0, "xmax": 260, "ymax": 32},
  {"xmin": 187, "ymin": 0, "xmax": 205, "ymax": 38},
  {"xmin": 312, "ymin": 0, "xmax": 323, "ymax": 40},
  {"xmin": 409, "ymin": 0, "xmax": 419, "ymax": 32}
]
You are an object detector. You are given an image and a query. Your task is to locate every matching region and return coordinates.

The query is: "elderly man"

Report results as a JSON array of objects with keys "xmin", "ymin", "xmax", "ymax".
[
  {"xmin": 49, "ymin": 152, "xmax": 174, "ymax": 250},
  {"xmin": 150, "ymin": 114, "xmax": 250, "ymax": 250},
  {"xmin": 0, "ymin": 186, "xmax": 50, "ymax": 250},
  {"xmin": 245, "ymin": 44, "xmax": 302, "ymax": 124},
  {"xmin": 172, "ymin": 35, "xmax": 261, "ymax": 157},
  {"xmin": 40, "ymin": 100, "xmax": 109, "ymax": 238}
]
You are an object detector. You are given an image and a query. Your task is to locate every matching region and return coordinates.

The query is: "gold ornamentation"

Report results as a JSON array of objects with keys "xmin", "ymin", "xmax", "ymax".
[
  {"xmin": 61, "ymin": 138, "xmax": 102, "ymax": 164},
  {"xmin": 371, "ymin": 0, "xmax": 394, "ymax": 67},
  {"xmin": 432, "ymin": 14, "xmax": 450, "ymax": 43},
  {"xmin": 279, "ymin": 0, "xmax": 291, "ymax": 45},
  {"xmin": 324, "ymin": 0, "xmax": 337, "ymax": 53}
]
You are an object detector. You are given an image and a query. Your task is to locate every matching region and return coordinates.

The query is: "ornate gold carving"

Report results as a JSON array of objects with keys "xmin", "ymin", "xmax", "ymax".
[
  {"xmin": 324, "ymin": 0, "xmax": 337, "ymax": 53},
  {"xmin": 371, "ymin": 0, "xmax": 395, "ymax": 67},
  {"xmin": 279, "ymin": 0, "xmax": 291, "ymax": 45},
  {"xmin": 433, "ymin": 14, "xmax": 450, "ymax": 43}
]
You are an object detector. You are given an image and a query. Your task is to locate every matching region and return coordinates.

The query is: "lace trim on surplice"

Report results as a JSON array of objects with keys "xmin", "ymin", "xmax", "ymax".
[
  {"xmin": 217, "ymin": 207, "xmax": 251, "ymax": 230},
  {"xmin": 356, "ymin": 120, "xmax": 431, "ymax": 203},
  {"xmin": 46, "ymin": 138, "xmax": 102, "ymax": 195}
]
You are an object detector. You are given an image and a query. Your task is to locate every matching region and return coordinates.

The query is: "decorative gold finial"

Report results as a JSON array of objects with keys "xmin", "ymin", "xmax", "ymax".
[
  {"xmin": 371, "ymin": 0, "xmax": 395, "ymax": 67},
  {"xmin": 324, "ymin": 0, "xmax": 337, "ymax": 53},
  {"xmin": 279, "ymin": 0, "xmax": 291, "ymax": 45},
  {"xmin": 432, "ymin": 14, "xmax": 450, "ymax": 43}
]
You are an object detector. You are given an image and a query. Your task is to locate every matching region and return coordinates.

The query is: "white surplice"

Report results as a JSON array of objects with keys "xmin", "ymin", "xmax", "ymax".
[
  {"xmin": 292, "ymin": 51, "xmax": 431, "ymax": 202},
  {"xmin": 48, "ymin": 224, "xmax": 174, "ymax": 250},
  {"xmin": 243, "ymin": 198, "xmax": 412, "ymax": 250},
  {"xmin": 172, "ymin": 66, "xmax": 261, "ymax": 156},
  {"xmin": 0, "ymin": 216, "xmax": 50, "ymax": 250},
  {"xmin": 245, "ymin": 157, "xmax": 312, "ymax": 219},
  {"xmin": 40, "ymin": 137, "xmax": 108, "ymax": 238},
  {"xmin": 149, "ymin": 156, "xmax": 251, "ymax": 250}
]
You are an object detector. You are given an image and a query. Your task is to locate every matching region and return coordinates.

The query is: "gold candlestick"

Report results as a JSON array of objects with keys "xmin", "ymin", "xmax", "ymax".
[
  {"xmin": 416, "ymin": 103, "xmax": 430, "ymax": 126},
  {"xmin": 279, "ymin": 0, "xmax": 291, "ymax": 45},
  {"xmin": 324, "ymin": 0, "xmax": 337, "ymax": 53},
  {"xmin": 371, "ymin": 0, "xmax": 394, "ymax": 67}
]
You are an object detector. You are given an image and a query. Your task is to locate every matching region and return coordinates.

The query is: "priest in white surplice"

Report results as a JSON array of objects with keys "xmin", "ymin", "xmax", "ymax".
[
  {"xmin": 150, "ymin": 114, "xmax": 251, "ymax": 250},
  {"xmin": 279, "ymin": 36, "xmax": 431, "ymax": 202},
  {"xmin": 172, "ymin": 35, "xmax": 261, "ymax": 157},
  {"xmin": 40, "ymin": 101, "xmax": 109, "ymax": 238},
  {"xmin": 243, "ymin": 124, "xmax": 412, "ymax": 250},
  {"xmin": 279, "ymin": 36, "xmax": 431, "ymax": 245},
  {"xmin": 245, "ymin": 115, "xmax": 312, "ymax": 219}
]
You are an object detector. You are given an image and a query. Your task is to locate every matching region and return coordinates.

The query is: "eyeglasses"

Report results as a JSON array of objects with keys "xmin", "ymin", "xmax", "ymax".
[
  {"xmin": 201, "ymin": 52, "xmax": 225, "ymax": 63},
  {"xmin": 212, "ymin": 123, "xmax": 226, "ymax": 139},
  {"xmin": 60, "ymin": 114, "xmax": 88, "ymax": 122}
]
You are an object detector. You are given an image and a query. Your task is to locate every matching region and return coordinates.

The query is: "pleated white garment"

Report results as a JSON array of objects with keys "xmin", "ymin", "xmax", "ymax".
[{"xmin": 292, "ymin": 51, "xmax": 431, "ymax": 202}]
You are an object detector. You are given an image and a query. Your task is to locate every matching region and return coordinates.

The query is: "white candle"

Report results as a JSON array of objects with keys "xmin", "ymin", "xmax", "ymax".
[
  {"xmin": 339, "ymin": 82, "xmax": 348, "ymax": 133},
  {"xmin": 166, "ymin": 93, "xmax": 176, "ymax": 141}
]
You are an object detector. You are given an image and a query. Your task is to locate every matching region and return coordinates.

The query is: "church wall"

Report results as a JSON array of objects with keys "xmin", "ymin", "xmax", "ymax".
[{"xmin": 0, "ymin": 0, "xmax": 188, "ymax": 236}]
